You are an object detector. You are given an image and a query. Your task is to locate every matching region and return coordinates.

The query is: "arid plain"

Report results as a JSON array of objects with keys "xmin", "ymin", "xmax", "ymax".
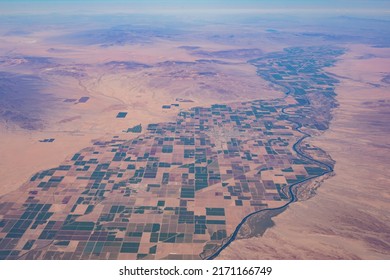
[
  {"xmin": 0, "ymin": 22, "xmax": 280, "ymax": 197},
  {"xmin": 0, "ymin": 14, "xmax": 389, "ymax": 259}
]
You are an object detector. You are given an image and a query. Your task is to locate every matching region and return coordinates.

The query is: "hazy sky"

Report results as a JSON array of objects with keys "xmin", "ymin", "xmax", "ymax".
[{"xmin": 0, "ymin": 0, "xmax": 389, "ymax": 14}]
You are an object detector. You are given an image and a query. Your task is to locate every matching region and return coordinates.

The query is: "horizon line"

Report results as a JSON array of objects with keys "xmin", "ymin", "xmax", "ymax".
[{"xmin": 1, "ymin": 8, "xmax": 390, "ymax": 16}]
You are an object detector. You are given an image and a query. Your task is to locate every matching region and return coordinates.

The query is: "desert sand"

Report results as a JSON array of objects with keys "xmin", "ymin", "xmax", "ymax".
[{"xmin": 1, "ymin": 13, "xmax": 389, "ymax": 260}]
